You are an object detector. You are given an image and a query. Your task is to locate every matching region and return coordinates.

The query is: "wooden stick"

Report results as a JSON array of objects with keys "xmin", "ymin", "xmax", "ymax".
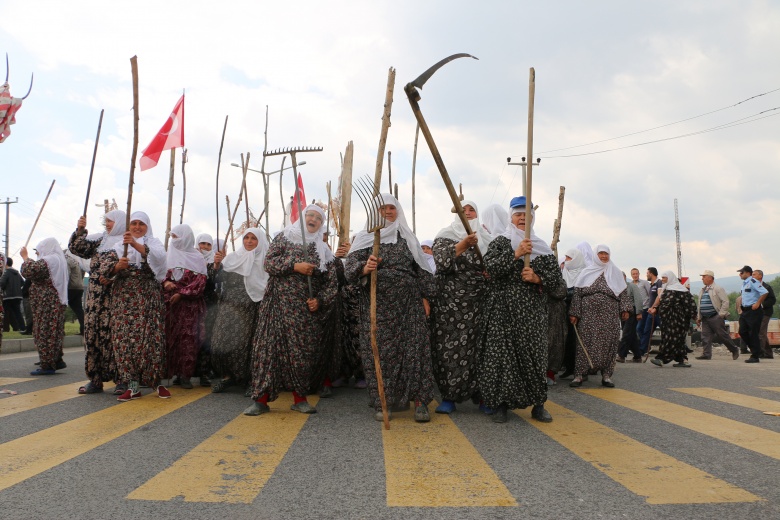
[
  {"xmin": 411, "ymin": 123, "xmax": 419, "ymax": 234},
  {"xmin": 551, "ymin": 186, "xmax": 565, "ymax": 258},
  {"xmin": 372, "ymin": 68, "xmax": 395, "ymax": 197},
  {"xmin": 387, "ymin": 151, "xmax": 392, "ymax": 193},
  {"xmin": 24, "ymin": 179, "xmax": 55, "ymax": 248},
  {"xmin": 241, "ymin": 152, "xmax": 251, "ymax": 226},
  {"xmin": 81, "ymin": 109, "xmax": 104, "ymax": 230},
  {"xmin": 338, "ymin": 141, "xmax": 353, "ymax": 248},
  {"xmin": 179, "ymin": 148, "xmax": 187, "ymax": 225},
  {"xmin": 225, "ymin": 195, "xmax": 236, "ymax": 251},
  {"xmin": 523, "ymin": 68, "xmax": 536, "ymax": 266},
  {"xmin": 278, "ymin": 156, "xmax": 287, "ymax": 230},
  {"xmin": 164, "ymin": 148, "xmax": 176, "ymax": 249},
  {"xmin": 123, "ymin": 56, "xmax": 140, "ymax": 258},
  {"xmin": 371, "ymin": 230, "xmax": 389, "ymax": 430},
  {"xmin": 215, "ymin": 115, "xmax": 228, "ymax": 252},
  {"xmin": 261, "ymin": 106, "xmax": 271, "ymax": 240},
  {"xmin": 393, "ymin": 183, "xmax": 398, "ymax": 200}
]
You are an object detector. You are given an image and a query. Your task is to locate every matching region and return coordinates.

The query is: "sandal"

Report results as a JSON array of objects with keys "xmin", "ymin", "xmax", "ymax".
[
  {"xmin": 78, "ymin": 382, "xmax": 104, "ymax": 394},
  {"xmin": 113, "ymin": 383, "xmax": 128, "ymax": 396}
]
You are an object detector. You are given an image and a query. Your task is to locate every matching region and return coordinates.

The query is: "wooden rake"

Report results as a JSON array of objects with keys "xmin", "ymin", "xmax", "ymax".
[{"xmin": 354, "ymin": 176, "xmax": 390, "ymax": 430}]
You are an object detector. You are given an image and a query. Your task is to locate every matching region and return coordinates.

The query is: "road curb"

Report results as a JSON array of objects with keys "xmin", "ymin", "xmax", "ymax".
[{"xmin": 1, "ymin": 335, "xmax": 83, "ymax": 355}]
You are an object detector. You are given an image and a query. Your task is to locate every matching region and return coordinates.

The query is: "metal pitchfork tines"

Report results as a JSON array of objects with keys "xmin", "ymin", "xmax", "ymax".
[
  {"xmin": 263, "ymin": 146, "xmax": 323, "ymax": 299},
  {"xmin": 353, "ymin": 176, "xmax": 386, "ymax": 234}
]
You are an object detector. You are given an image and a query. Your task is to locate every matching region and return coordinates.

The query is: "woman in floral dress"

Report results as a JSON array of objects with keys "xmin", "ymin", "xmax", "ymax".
[
  {"xmin": 20, "ymin": 238, "xmax": 69, "ymax": 376},
  {"xmin": 651, "ymin": 271, "xmax": 697, "ymax": 368},
  {"xmin": 244, "ymin": 207, "xmax": 338, "ymax": 416},
  {"xmin": 430, "ymin": 200, "xmax": 492, "ymax": 414},
  {"xmin": 104, "ymin": 211, "xmax": 169, "ymax": 401},
  {"xmin": 194, "ymin": 233, "xmax": 219, "ymax": 385},
  {"xmin": 478, "ymin": 197, "xmax": 562, "ymax": 423},
  {"xmin": 569, "ymin": 244, "xmax": 632, "ymax": 388},
  {"xmin": 344, "ymin": 194, "xmax": 436, "ymax": 423},
  {"xmin": 163, "ymin": 224, "xmax": 207, "ymax": 389},
  {"xmin": 209, "ymin": 228, "xmax": 268, "ymax": 393},
  {"xmin": 69, "ymin": 210, "xmax": 126, "ymax": 394}
]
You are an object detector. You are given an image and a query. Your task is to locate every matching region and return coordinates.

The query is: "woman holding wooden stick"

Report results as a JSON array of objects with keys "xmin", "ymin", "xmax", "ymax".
[
  {"xmin": 68, "ymin": 210, "xmax": 126, "ymax": 393},
  {"xmin": 104, "ymin": 211, "xmax": 169, "ymax": 401},
  {"xmin": 20, "ymin": 238, "xmax": 69, "ymax": 376},
  {"xmin": 345, "ymin": 194, "xmax": 436, "ymax": 423}
]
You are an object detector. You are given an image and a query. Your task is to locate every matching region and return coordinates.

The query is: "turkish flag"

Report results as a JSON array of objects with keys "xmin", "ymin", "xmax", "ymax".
[
  {"xmin": 139, "ymin": 95, "xmax": 184, "ymax": 171},
  {"xmin": 290, "ymin": 173, "xmax": 307, "ymax": 224}
]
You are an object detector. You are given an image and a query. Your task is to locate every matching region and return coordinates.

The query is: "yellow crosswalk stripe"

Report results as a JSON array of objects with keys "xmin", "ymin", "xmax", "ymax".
[
  {"xmin": 580, "ymin": 388, "xmax": 780, "ymax": 461},
  {"xmin": 0, "ymin": 377, "xmax": 34, "ymax": 386},
  {"xmin": 383, "ymin": 402, "xmax": 517, "ymax": 507},
  {"xmin": 517, "ymin": 401, "xmax": 758, "ymax": 504},
  {"xmin": 760, "ymin": 387, "xmax": 780, "ymax": 394},
  {"xmin": 673, "ymin": 388, "xmax": 780, "ymax": 411},
  {"xmin": 0, "ymin": 387, "xmax": 208, "ymax": 492},
  {"xmin": 0, "ymin": 381, "xmax": 87, "ymax": 418},
  {"xmin": 127, "ymin": 394, "xmax": 319, "ymax": 503}
]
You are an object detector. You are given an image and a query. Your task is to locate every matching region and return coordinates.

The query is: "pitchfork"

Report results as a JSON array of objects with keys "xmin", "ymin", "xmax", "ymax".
[
  {"xmin": 264, "ymin": 146, "xmax": 323, "ymax": 298},
  {"xmin": 353, "ymin": 175, "xmax": 390, "ymax": 430}
]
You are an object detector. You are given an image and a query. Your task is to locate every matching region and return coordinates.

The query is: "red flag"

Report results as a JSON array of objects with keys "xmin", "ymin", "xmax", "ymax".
[
  {"xmin": 139, "ymin": 95, "xmax": 184, "ymax": 171},
  {"xmin": 290, "ymin": 173, "xmax": 307, "ymax": 224}
]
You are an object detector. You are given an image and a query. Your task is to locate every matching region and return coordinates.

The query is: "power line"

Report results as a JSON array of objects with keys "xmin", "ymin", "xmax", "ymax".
[
  {"xmin": 536, "ymin": 87, "xmax": 780, "ymax": 154},
  {"xmin": 539, "ymin": 108, "xmax": 779, "ymax": 159}
]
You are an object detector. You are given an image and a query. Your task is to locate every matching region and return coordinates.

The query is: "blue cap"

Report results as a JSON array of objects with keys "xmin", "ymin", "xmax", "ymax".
[{"xmin": 509, "ymin": 196, "xmax": 529, "ymax": 208}]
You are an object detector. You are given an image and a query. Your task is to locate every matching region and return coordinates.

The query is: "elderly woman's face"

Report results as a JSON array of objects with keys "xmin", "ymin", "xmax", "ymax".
[
  {"xmin": 597, "ymin": 251, "xmax": 610, "ymax": 263},
  {"xmin": 463, "ymin": 204, "xmax": 477, "ymax": 220},
  {"xmin": 662, "ymin": 276, "xmax": 669, "ymax": 284},
  {"xmin": 511, "ymin": 210, "xmax": 529, "ymax": 230},
  {"xmin": 243, "ymin": 232, "xmax": 258, "ymax": 251},
  {"xmin": 129, "ymin": 219, "xmax": 148, "ymax": 238},
  {"xmin": 198, "ymin": 242, "xmax": 212, "ymax": 252},
  {"xmin": 105, "ymin": 219, "xmax": 115, "ymax": 233},
  {"xmin": 380, "ymin": 204, "xmax": 398, "ymax": 223},
  {"xmin": 305, "ymin": 210, "xmax": 323, "ymax": 233},
  {"xmin": 421, "ymin": 245, "xmax": 433, "ymax": 254}
]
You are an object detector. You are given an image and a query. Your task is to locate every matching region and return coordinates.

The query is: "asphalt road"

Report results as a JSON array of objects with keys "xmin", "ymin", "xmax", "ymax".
[{"xmin": 1, "ymin": 345, "xmax": 779, "ymax": 520}]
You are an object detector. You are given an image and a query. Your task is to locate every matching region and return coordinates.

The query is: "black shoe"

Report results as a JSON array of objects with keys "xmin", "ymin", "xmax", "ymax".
[
  {"xmin": 569, "ymin": 378, "xmax": 583, "ymax": 388},
  {"xmin": 631, "ymin": 358, "xmax": 643, "ymax": 363},
  {"xmin": 531, "ymin": 404, "xmax": 552, "ymax": 423},
  {"xmin": 732, "ymin": 350, "xmax": 740, "ymax": 360},
  {"xmin": 745, "ymin": 357, "xmax": 760, "ymax": 363},
  {"xmin": 601, "ymin": 379, "xmax": 616, "ymax": 388},
  {"xmin": 686, "ymin": 348, "xmax": 694, "ymax": 353},
  {"xmin": 492, "ymin": 404, "xmax": 508, "ymax": 423},
  {"xmin": 55, "ymin": 360, "xmax": 67, "ymax": 370}
]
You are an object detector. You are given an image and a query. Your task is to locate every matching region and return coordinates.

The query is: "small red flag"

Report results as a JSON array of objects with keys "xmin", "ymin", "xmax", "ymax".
[
  {"xmin": 290, "ymin": 173, "xmax": 307, "ymax": 224},
  {"xmin": 139, "ymin": 95, "xmax": 184, "ymax": 171}
]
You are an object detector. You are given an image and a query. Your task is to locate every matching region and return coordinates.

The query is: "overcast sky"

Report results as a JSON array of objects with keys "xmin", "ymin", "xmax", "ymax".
[{"xmin": 1, "ymin": 1, "xmax": 778, "ymax": 281}]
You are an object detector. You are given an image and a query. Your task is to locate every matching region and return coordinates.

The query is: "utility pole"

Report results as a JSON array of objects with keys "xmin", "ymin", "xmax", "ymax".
[
  {"xmin": 1, "ymin": 197, "xmax": 19, "ymax": 259},
  {"xmin": 674, "ymin": 199, "xmax": 682, "ymax": 279},
  {"xmin": 506, "ymin": 157, "xmax": 541, "ymax": 197}
]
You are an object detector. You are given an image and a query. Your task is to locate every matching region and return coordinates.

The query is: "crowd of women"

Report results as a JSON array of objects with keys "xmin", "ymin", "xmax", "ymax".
[{"xmin": 14, "ymin": 192, "xmax": 697, "ymax": 424}]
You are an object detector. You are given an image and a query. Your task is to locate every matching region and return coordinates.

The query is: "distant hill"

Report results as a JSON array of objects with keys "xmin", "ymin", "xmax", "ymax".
[{"xmin": 688, "ymin": 273, "xmax": 779, "ymax": 295}]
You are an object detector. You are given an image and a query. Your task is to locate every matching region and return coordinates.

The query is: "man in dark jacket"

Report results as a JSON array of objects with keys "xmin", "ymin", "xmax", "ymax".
[
  {"xmin": 1, "ymin": 257, "xmax": 26, "ymax": 332},
  {"xmin": 753, "ymin": 270, "xmax": 776, "ymax": 359}
]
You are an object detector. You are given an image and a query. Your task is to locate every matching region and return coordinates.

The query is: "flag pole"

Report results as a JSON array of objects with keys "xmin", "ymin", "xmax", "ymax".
[
  {"xmin": 179, "ymin": 148, "xmax": 187, "ymax": 225},
  {"xmin": 165, "ymin": 148, "xmax": 176, "ymax": 248},
  {"xmin": 123, "ymin": 56, "xmax": 139, "ymax": 258}
]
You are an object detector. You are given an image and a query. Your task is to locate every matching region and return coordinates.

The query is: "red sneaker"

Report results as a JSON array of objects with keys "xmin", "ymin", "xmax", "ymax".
[
  {"xmin": 157, "ymin": 385, "xmax": 171, "ymax": 399},
  {"xmin": 117, "ymin": 389, "xmax": 142, "ymax": 402}
]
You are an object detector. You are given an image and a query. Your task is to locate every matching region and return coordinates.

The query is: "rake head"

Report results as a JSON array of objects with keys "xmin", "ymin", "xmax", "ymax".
[
  {"xmin": 353, "ymin": 176, "xmax": 386, "ymax": 233},
  {"xmin": 263, "ymin": 146, "xmax": 323, "ymax": 157}
]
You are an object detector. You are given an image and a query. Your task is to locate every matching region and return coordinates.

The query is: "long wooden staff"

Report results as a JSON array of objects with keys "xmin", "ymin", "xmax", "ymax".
[
  {"xmin": 80, "ymin": 109, "xmax": 104, "ymax": 231},
  {"xmin": 551, "ymin": 186, "xmax": 565, "ymax": 258},
  {"xmin": 278, "ymin": 156, "xmax": 287, "ymax": 229},
  {"xmin": 240, "ymin": 152, "xmax": 251, "ymax": 226},
  {"xmin": 215, "ymin": 115, "xmax": 228, "ymax": 252},
  {"xmin": 164, "ymin": 148, "xmax": 176, "ymax": 248},
  {"xmin": 523, "ymin": 68, "xmax": 536, "ymax": 266},
  {"xmin": 572, "ymin": 322, "xmax": 595, "ymax": 370},
  {"xmin": 123, "ymin": 57, "xmax": 139, "ymax": 257},
  {"xmin": 24, "ymin": 179, "xmax": 55, "ymax": 248},
  {"xmin": 338, "ymin": 141, "xmax": 353, "ymax": 248},
  {"xmin": 179, "ymin": 148, "xmax": 187, "ymax": 224},
  {"xmin": 411, "ymin": 123, "xmax": 419, "ymax": 234},
  {"xmin": 260, "ymin": 106, "xmax": 271, "ymax": 240},
  {"xmin": 225, "ymin": 196, "xmax": 236, "ymax": 251}
]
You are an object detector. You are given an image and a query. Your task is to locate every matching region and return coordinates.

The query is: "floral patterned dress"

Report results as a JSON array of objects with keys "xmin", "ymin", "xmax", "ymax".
[
  {"xmin": 344, "ymin": 234, "xmax": 437, "ymax": 411},
  {"xmin": 209, "ymin": 267, "xmax": 258, "ymax": 383},
  {"xmin": 656, "ymin": 289, "xmax": 697, "ymax": 363},
  {"xmin": 477, "ymin": 237, "xmax": 562, "ymax": 410},
  {"xmin": 249, "ymin": 235, "xmax": 339, "ymax": 401},
  {"xmin": 20, "ymin": 259, "xmax": 66, "ymax": 370},
  {"xmin": 430, "ymin": 237, "xmax": 487, "ymax": 403},
  {"xmin": 69, "ymin": 230, "xmax": 118, "ymax": 385},
  {"xmin": 164, "ymin": 269, "xmax": 206, "ymax": 378},
  {"xmin": 339, "ymin": 265, "xmax": 364, "ymax": 381},
  {"xmin": 102, "ymin": 249, "xmax": 166, "ymax": 386},
  {"xmin": 569, "ymin": 273, "xmax": 633, "ymax": 378}
]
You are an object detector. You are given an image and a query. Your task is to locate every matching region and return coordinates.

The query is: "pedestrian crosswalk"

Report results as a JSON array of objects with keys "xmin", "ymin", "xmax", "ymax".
[{"xmin": 1, "ymin": 376, "xmax": 779, "ymax": 509}]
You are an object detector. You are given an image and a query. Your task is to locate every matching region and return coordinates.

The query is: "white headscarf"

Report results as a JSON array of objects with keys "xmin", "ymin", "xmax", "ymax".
[
  {"xmin": 348, "ymin": 193, "xmax": 434, "ymax": 274},
  {"xmin": 282, "ymin": 204, "xmax": 334, "ymax": 270},
  {"xmin": 195, "ymin": 232, "xmax": 216, "ymax": 263},
  {"xmin": 480, "ymin": 203, "xmax": 509, "ymax": 238},
  {"xmin": 576, "ymin": 241, "xmax": 596, "ymax": 266},
  {"xmin": 500, "ymin": 205, "xmax": 554, "ymax": 261},
  {"xmin": 420, "ymin": 239, "xmax": 437, "ymax": 273},
  {"xmin": 34, "ymin": 238, "xmax": 69, "ymax": 305},
  {"xmin": 85, "ymin": 209, "xmax": 127, "ymax": 253},
  {"xmin": 114, "ymin": 211, "xmax": 168, "ymax": 282},
  {"xmin": 574, "ymin": 244, "xmax": 627, "ymax": 297},
  {"xmin": 167, "ymin": 224, "xmax": 208, "ymax": 281},
  {"xmin": 221, "ymin": 227, "xmax": 269, "ymax": 302},
  {"xmin": 661, "ymin": 270, "xmax": 687, "ymax": 292},
  {"xmin": 434, "ymin": 200, "xmax": 494, "ymax": 255},
  {"xmin": 562, "ymin": 248, "xmax": 586, "ymax": 288}
]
